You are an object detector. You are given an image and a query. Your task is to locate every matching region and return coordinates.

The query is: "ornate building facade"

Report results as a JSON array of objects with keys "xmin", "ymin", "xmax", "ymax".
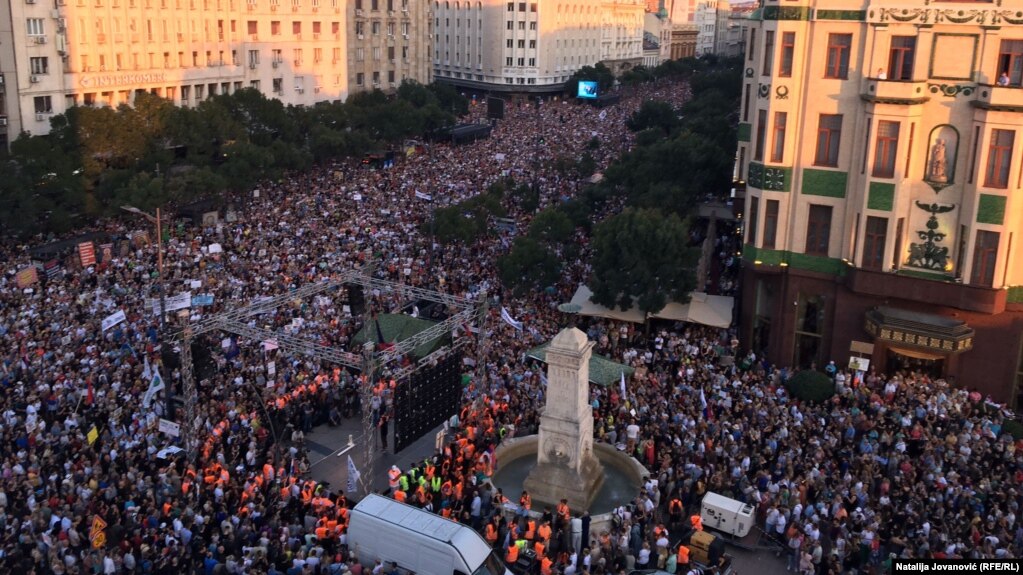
[{"xmin": 737, "ymin": 0, "xmax": 1023, "ymax": 403}]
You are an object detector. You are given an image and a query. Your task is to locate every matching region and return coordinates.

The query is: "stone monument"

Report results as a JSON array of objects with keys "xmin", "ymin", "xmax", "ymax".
[{"xmin": 523, "ymin": 327, "xmax": 605, "ymax": 511}]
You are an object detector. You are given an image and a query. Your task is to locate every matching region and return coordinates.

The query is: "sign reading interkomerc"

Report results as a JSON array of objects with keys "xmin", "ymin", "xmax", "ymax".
[{"xmin": 79, "ymin": 73, "xmax": 167, "ymax": 88}]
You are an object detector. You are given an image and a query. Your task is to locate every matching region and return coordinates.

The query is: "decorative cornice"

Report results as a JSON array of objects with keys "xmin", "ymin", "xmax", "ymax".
[
  {"xmin": 927, "ymin": 83, "xmax": 976, "ymax": 97},
  {"xmin": 869, "ymin": 7, "xmax": 1023, "ymax": 26}
]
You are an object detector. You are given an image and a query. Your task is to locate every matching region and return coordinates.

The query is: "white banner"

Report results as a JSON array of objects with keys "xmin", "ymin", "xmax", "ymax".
[
  {"xmin": 148, "ymin": 292, "xmax": 192, "ymax": 316},
  {"xmin": 158, "ymin": 418, "xmax": 181, "ymax": 437},
  {"xmin": 848, "ymin": 357, "xmax": 870, "ymax": 372},
  {"xmin": 347, "ymin": 455, "xmax": 361, "ymax": 493},
  {"xmin": 414, "ymin": 191, "xmax": 433, "ymax": 201},
  {"xmin": 101, "ymin": 310, "xmax": 126, "ymax": 332}
]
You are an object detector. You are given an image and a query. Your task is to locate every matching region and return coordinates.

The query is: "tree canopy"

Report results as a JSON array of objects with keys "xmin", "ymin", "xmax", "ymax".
[
  {"xmin": 589, "ymin": 207, "xmax": 700, "ymax": 314},
  {"xmin": 0, "ymin": 82, "xmax": 467, "ymax": 236}
]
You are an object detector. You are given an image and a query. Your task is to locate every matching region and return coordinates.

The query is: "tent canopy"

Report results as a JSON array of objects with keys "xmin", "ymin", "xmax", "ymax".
[
  {"xmin": 352, "ymin": 313, "xmax": 445, "ymax": 359},
  {"xmin": 568, "ymin": 285, "xmax": 733, "ymax": 329},
  {"xmin": 526, "ymin": 344, "xmax": 634, "ymax": 387}
]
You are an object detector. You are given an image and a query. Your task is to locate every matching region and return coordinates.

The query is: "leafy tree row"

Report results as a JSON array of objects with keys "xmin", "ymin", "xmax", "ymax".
[{"xmin": 0, "ymin": 81, "xmax": 467, "ymax": 237}]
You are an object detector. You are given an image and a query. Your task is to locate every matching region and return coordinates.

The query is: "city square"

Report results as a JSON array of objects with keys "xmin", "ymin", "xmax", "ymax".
[{"xmin": 1, "ymin": 1, "xmax": 1023, "ymax": 574}]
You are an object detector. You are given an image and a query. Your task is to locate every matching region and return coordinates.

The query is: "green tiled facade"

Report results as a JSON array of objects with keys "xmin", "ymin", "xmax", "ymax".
[
  {"xmin": 737, "ymin": 123, "xmax": 751, "ymax": 142},
  {"xmin": 743, "ymin": 246, "xmax": 848, "ymax": 276},
  {"xmin": 867, "ymin": 182, "xmax": 895, "ymax": 211},
  {"xmin": 977, "ymin": 194, "xmax": 1007, "ymax": 225},
  {"xmin": 815, "ymin": 9, "xmax": 866, "ymax": 21},
  {"xmin": 801, "ymin": 169, "xmax": 848, "ymax": 198}
]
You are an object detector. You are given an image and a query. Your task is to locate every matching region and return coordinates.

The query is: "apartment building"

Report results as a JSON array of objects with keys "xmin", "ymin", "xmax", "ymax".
[
  {"xmin": 346, "ymin": 0, "xmax": 432, "ymax": 93},
  {"xmin": 432, "ymin": 0, "xmax": 644, "ymax": 93},
  {"xmin": 0, "ymin": 0, "xmax": 351, "ymax": 142},
  {"xmin": 737, "ymin": 0, "xmax": 1023, "ymax": 402}
]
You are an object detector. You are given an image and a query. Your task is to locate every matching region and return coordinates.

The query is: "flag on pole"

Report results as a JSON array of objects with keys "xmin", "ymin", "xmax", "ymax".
[
  {"xmin": 620, "ymin": 371, "xmax": 626, "ymax": 398},
  {"xmin": 500, "ymin": 307, "xmax": 523, "ymax": 331},
  {"xmin": 346, "ymin": 455, "xmax": 362, "ymax": 493},
  {"xmin": 142, "ymin": 365, "xmax": 165, "ymax": 408},
  {"xmin": 142, "ymin": 355, "xmax": 153, "ymax": 382}
]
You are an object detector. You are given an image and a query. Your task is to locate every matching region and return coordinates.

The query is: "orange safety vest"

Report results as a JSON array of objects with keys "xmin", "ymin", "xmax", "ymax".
[
  {"xmin": 506, "ymin": 544, "xmax": 519, "ymax": 563},
  {"xmin": 520, "ymin": 494, "xmax": 531, "ymax": 511},
  {"xmin": 485, "ymin": 523, "xmax": 498, "ymax": 543},
  {"xmin": 556, "ymin": 503, "xmax": 570, "ymax": 522},
  {"xmin": 534, "ymin": 541, "xmax": 545, "ymax": 558},
  {"xmin": 537, "ymin": 524, "xmax": 551, "ymax": 542},
  {"xmin": 690, "ymin": 515, "xmax": 703, "ymax": 531},
  {"xmin": 540, "ymin": 556, "xmax": 553, "ymax": 575},
  {"xmin": 677, "ymin": 545, "xmax": 690, "ymax": 565},
  {"xmin": 670, "ymin": 499, "xmax": 683, "ymax": 515},
  {"xmin": 525, "ymin": 520, "xmax": 536, "ymax": 540},
  {"xmin": 394, "ymin": 490, "xmax": 407, "ymax": 503}
]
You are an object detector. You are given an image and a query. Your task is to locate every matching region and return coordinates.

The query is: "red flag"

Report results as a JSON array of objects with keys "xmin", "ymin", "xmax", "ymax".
[{"xmin": 86, "ymin": 377, "xmax": 94, "ymax": 406}]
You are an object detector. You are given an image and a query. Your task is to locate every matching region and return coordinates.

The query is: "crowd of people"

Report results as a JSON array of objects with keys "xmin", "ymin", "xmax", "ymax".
[{"xmin": 1, "ymin": 70, "xmax": 1020, "ymax": 575}]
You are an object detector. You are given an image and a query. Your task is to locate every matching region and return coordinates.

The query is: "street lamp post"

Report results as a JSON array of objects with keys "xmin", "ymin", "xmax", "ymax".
[{"xmin": 122, "ymin": 205, "xmax": 173, "ymax": 420}]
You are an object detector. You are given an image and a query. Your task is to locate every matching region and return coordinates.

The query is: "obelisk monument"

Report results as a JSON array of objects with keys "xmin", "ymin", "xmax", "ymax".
[{"xmin": 524, "ymin": 327, "xmax": 604, "ymax": 511}]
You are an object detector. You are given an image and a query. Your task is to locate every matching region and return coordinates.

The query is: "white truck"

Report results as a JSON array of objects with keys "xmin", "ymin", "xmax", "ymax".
[
  {"xmin": 700, "ymin": 492, "xmax": 755, "ymax": 538},
  {"xmin": 348, "ymin": 494, "xmax": 513, "ymax": 575}
]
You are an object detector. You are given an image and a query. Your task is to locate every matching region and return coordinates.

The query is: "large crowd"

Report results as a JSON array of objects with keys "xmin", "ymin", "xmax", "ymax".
[{"xmin": 1, "ymin": 73, "xmax": 1020, "ymax": 575}]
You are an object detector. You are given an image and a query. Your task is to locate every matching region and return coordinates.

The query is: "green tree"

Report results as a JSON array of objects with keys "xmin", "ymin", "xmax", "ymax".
[
  {"xmin": 589, "ymin": 208, "xmax": 699, "ymax": 314},
  {"xmin": 528, "ymin": 207, "xmax": 574, "ymax": 244},
  {"xmin": 498, "ymin": 237, "xmax": 562, "ymax": 296},
  {"xmin": 627, "ymin": 100, "xmax": 680, "ymax": 136}
]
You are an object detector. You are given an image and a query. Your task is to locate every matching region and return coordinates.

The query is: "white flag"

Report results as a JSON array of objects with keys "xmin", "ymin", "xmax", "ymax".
[
  {"xmin": 262, "ymin": 339, "xmax": 280, "ymax": 351},
  {"xmin": 143, "ymin": 366, "xmax": 165, "ymax": 408},
  {"xmin": 598, "ymin": 109, "xmax": 608, "ymax": 121},
  {"xmin": 142, "ymin": 355, "xmax": 153, "ymax": 382},
  {"xmin": 699, "ymin": 388, "xmax": 707, "ymax": 410},
  {"xmin": 500, "ymin": 307, "xmax": 523, "ymax": 331},
  {"xmin": 620, "ymin": 371, "xmax": 626, "ymax": 397},
  {"xmin": 346, "ymin": 455, "xmax": 361, "ymax": 493},
  {"xmin": 414, "ymin": 191, "xmax": 433, "ymax": 201}
]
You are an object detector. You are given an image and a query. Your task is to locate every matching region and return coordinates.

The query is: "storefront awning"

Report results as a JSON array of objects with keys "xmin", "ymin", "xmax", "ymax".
[
  {"xmin": 567, "ymin": 285, "xmax": 734, "ymax": 328},
  {"xmin": 864, "ymin": 306, "xmax": 974, "ymax": 353}
]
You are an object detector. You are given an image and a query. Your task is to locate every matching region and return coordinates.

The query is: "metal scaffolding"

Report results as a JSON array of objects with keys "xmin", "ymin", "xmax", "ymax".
[{"xmin": 167, "ymin": 265, "xmax": 482, "ymax": 493}]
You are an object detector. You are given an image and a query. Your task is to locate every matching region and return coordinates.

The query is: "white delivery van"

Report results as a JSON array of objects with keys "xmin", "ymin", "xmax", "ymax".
[
  {"xmin": 349, "ymin": 494, "xmax": 513, "ymax": 575},
  {"xmin": 700, "ymin": 492, "xmax": 755, "ymax": 538}
]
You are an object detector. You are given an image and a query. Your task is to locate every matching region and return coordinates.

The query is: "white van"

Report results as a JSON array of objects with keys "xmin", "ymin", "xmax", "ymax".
[
  {"xmin": 349, "ymin": 494, "xmax": 513, "ymax": 575},
  {"xmin": 700, "ymin": 492, "xmax": 755, "ymax": 538}
]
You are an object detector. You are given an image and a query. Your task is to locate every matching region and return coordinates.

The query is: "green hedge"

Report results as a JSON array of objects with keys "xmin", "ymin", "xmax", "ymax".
[
  {"xmin": 785, "ymin": 370, "xmax": 835, "ymax": 403},
  {"xmin": 1003, "ymin": 420, "xmax": 1023, "ymax": 440}
]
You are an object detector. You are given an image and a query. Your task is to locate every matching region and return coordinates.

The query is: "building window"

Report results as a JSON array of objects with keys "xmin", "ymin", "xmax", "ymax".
[
  {"xmin": 763, "ymin": 199, "xmax": 779, "ymax": 249},
  {"xmin": 506, "ymin": 1, "xmax": 512, "ymax": 10},
  {"xmin": 754, "ymin": 109, "xmax": 767, "ymax": 162},
  {"xmin": 887, "ymin": 36, "xmax": 916, "ymax": 80},
  {"xmin": 356, "ymin": 72, "xmax": 364, "ymax": 85},
  {"xmin": 747, "ymin": 196, "xmax": 759, "ymax": 247},
  {"xmin": 971, "ymin": 230, "xmax": 999, "ymax": 287},
  {"xmin": 824, "ymin": 33, "xmax": 851, "ymax": 79},
  {"xmin": 997, "ymin": 39, "xmax": 1023, "ymax": 85},
  {"xmin": 747, "ymin": 28, "xmax": 755, "ymax": 62},
  {"xmin": 872, "ymin": 120, "xmax": 900, "ymax": 178},
  {"xmin": 30, "ymin": 57, "xmax": 49, "ymax": 74},
  {"xmin": 985, "ymin": 129, "xmax": 1014, "ymax": 189},
  {"xmin": 863, "ymin": 216, "xmax": 888, "ymax": 270},
  {"xmin": 814, "ymin": 114, "xmax": 842, "ymax": 167},
  {"xmin": 33, "ymin": 95, "xmax": 53, "ymax": 114},
  {"xmin": 27, "ymin": 18, "xmax": 45, "ymax": 36},
  {"xmin": 805, "ymin": 204, "xmax": 832, "ymax": 256},
  {"xmin": 779, "ymin": 32, "xmax": 794, "ymax": 77},
  {"xmin": 762, "ymin": 30, "xmax": 774, "ymax": 75},
  {"xmin": 271, "ymin": 21, "xmax": 281, "ymax": 35},
  {"xmin": 771, "ymin": 112, "xmax": 787, "ymax": 163}
]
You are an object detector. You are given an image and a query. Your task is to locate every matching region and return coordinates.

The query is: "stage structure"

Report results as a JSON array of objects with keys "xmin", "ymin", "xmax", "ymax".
[{"xmin": 168, "ymin": 265, "xmax": 487, "ymax": 495}]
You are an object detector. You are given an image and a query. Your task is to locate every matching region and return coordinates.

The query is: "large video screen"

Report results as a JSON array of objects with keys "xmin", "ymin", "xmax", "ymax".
[{"xmin": 577, "ymin": 81, "xmax": 599, "ymax": 99}]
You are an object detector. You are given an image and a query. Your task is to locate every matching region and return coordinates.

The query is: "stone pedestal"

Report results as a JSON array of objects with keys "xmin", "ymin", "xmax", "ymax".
[{"xmin": 524, "ymin": 328, "xmax": 605, "ymax": 511}]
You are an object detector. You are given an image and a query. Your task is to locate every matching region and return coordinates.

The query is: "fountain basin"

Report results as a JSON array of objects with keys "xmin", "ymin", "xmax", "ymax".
[{"xmin": 492, "ymin": 435, "xmax": 649, "ymax": 517}]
